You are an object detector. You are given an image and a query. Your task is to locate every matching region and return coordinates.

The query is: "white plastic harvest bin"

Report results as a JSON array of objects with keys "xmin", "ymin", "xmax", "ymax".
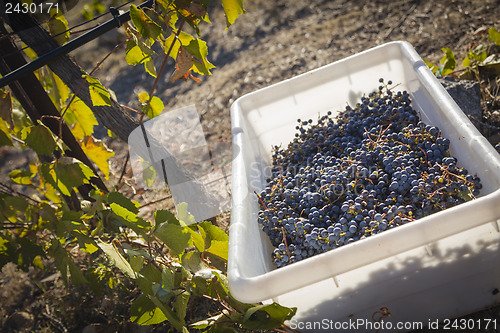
[{"xmin": 229, "ymin": 41, "xmax": 500, "ymax": 330}]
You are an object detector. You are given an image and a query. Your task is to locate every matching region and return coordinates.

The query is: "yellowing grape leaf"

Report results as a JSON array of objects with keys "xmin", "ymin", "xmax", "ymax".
[
  {"xmin": 156, "ymin": 0, "xmax": 177, "ymax": 26},
  {"xmin": 83, "ymin": 74, "xmax": 112, "ymax": 106},
  {"xmin": 164, "ymin": 31, "xmax": 194, "ymax": 60},
  {"xmin": 125, "ymin": 39, "xmax": 154, "ymax": 66},
  {"xmin": 138, "ymin": 91, "xmax": 149, "ymax": 104},
  {"xmin": 130, "ymin": 5, "xmax": 162, "ymax": 40},
  {"xmin": 22, "ymin": 44, "xmax": 37, "ymax": 60},
  {"xmin": 37, "ymin": 165, "xmax": 61, "ymax": 203},
  {"xmin": 170, "ymin": 47, "xmax": 194, "ymax": 82},
  {"xmin": 9, "ymin": 169, "xmax": 33, "ymax": 185},
  {"xmin": 66, "ymin": 97, "xmax": 98, "ymax": 139},
  {"xmin": 52, "ymin": 73, "xmax": 71, "ymax": 104},
  {"xmin": 205, "ymin": 240, "xmax": 228, "ymax": 261},
  {"xmin": 48, "ymin": 9, "xmax": 70, "ymax": 45},
  {"xmin": 40, "ymin": 158, "xmax": 94, "ymax": 196},
  {"xmin": 81, "ymin": 137, "xmax": 114, "ymax": 179},
  {"xmin": 222, "ymin": 0, "xmax": 245, "ymax": 28},
  {"xmin": 138, "ymin": 92, "xmax": 164, "ymax": 119},
  {"xmin": 187, "ymin": 1, "xmax": 207, "ymax": 17},
  {"xmin": 489, "ymin": 27, "xmax": 500, "ymax": 46},
  {"xmin": 144, "ymin": 7, "xmax": 171, "ymax": 35}
]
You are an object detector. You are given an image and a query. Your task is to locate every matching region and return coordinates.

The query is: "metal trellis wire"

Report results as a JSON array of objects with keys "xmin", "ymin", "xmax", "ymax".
[{"xmin": 0, "ymin": 0, "xmax": 153, "ymax": 89}]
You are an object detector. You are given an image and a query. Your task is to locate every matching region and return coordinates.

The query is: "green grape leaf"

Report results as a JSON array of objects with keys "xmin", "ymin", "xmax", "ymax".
[
  {"xmin": 143, "ymin": 164, "xmax": 157, "ymax": 187},
  {"xmin": 12, "ymin": 106, "xmax": 31, "ymax": 134},
  {"xmin": 458, "ymin": 189, "xmax": 474, "ymax": 202},
  {"xmin": 187, "ymin": 227, "xmax": 204, "ymax": 252},
  {"xmin": 130, "ymin": 5, "xmax": 162, "ymax": 40},
  {"xmin": 155, "ymin": 209, "xmax": 179, "ymax": 226},
  {"xmin": 189, "ymin": 313, "xmax": 224, "ymax": 329},
  {"xmin": 129, "ymin": 254, "xmax": 145, "ymax": 272},
  {"xmin": 440, "ymin": 48, "xmax": 456, "ymax": 76},
  {"xmin": 74, "ymin": 232, "xmax": 99, "ymax": 254},
  {"xmin": 108, "ymin": 191, "xmax": 140, "ymax": 214},
  {"xmin": 81, "ymin": 137, "xmax": 114, "ymax": 179},
  {"xmin": 149, "ymin": 296, "xmax": 187, "ymax": 331},
  {"xmin": 144, "ymin": 58, "xmax": 157, "ymax": 77},
  {"xmin": 155, "ymin": 222, "xmax": 191, "ymax": 257},
  {"xmin": 177, "ymin": 202, "xmax": 196, "ymax": 225},
  {"xmin": 48, "ymin": 9, "xmax": 70, "ymax": 45},
  {"xmin": 16, "ymin": 238, "xmax": 46, "ymax": 271},
  {"xmin": 476, "ymin": 50, "xmax": 487, "ymax": 63},
  {"xmin": 136, "ymin": 263, "xmax": 162, "ymax": 296},
  {"xmin": 81, "ymin": 4, "xmax": 94, "ymax": 20},
  {"xmin": 222, "ymin": 0, "xmax": 245, "ymax": 28},
  {"xmin": 130, "ymin": 294, "xmax": 167, "ymax": 325},
  {"xmin": 50, "ymin": 239, "xmax": 88, "ymax": 286},
  {"xmin": 489, "ymin": 27, "xmax": 500, "ymax": 45},
  {"xmin": 0, "ymin": 89, "xmax": 13, "ymax": 128},
  {"xmin": 198, "ymin": 222, "xmax": 228, "ymax": 249},
  {"xmin": 83, "ymin": 74, "xmax": 112, "ymax": 106},
  {"xmin": 161, "ymin": 267, "xmax": 175, "ymax": 290},
  {"xmin": 205, "ymin": 240, "xmax": 228, "ymax": 261},
  {"xmin": 9, "ymin": 169, "xmax": 33, "ymax": 185},
  {"xmin": 97, "ymin": 239, "xmax": 137, "ymax": 279},
  {"xmin": 25, "ymin": 124, "xmax": 57, "ymax": 156},
  {"xmin": 138, "ymin": 92, "xmax": 164, "ymax": 118},
  {"xmin": 181, "ymin": 251, "xmax": 209, "ymax": 274},
  {"xmin": 67, "ymin": 255, "xmax": 89, "ymax": 286},
  {"xmin": 242, "ymin": 303, "xmax": 297, "ymax": 330},
  {"xmin": 462, "ymin": 56, "xmax": 471, "ymax": 68},
  {"xmin": 173, "ymin": 290, "xmax": 190, "ymax": 321},
  {"xmin": 109, "ymin": 203, "xmax": 151, "ymax": 234},
  {"xmin": 40, "ymin": 158, "xmax": 94, "ymax": 196},
  {"xmin": 0, "ymin": 124, "xmax": 12, "ymax": 147},
  {"xmin": 184, "ymin": 39, "xmax": 215, "ymax": 75},
  {"xmin": 0, "ymin": 196, "xmax": 29, "ymax": 222}
]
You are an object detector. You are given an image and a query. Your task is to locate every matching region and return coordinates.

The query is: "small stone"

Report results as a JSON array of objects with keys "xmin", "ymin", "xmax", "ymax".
[{"xmin": 439, "ymin": 78, "xmax": 482, "ymax": 120}]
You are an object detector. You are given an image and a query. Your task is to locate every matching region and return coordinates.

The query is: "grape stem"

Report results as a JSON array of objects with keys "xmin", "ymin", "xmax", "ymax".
[{"xmin": 254, "ymin": 190, "xmax": 268, "ymax": 209}]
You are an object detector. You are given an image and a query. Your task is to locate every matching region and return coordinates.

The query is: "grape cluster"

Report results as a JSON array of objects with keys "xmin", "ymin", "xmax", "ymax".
[{"xmin": 257, "ymin": 79, "xmax": 482, "ymax": 268}]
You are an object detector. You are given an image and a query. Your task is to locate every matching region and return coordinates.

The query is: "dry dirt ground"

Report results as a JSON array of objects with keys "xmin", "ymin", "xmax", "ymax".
[{"xmin": 1, "ymin": 0, "xmax": 500, "ymax": 331}]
